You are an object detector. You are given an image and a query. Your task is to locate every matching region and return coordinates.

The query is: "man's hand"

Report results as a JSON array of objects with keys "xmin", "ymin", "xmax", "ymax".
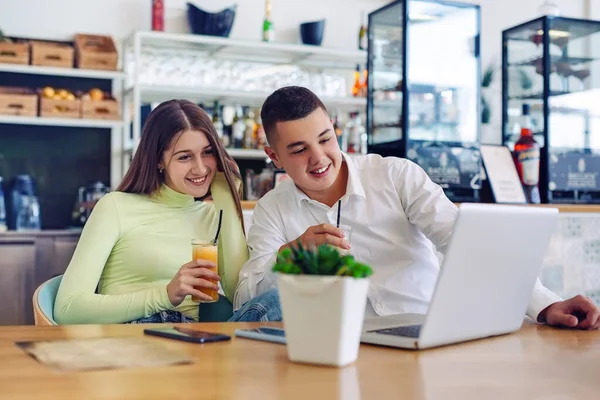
[
  {"xmin": 279, "ymin": 224, "xmax": 350, "ymax": 253},
  {"xmin": 538, "ymin": 295, "xmax": 600, "ymax": 330}
]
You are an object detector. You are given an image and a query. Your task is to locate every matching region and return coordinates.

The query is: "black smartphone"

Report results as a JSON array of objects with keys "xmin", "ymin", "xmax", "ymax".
[{"xmin": 144, "ymin": 326, "xmax": 231, "ymax": 344}]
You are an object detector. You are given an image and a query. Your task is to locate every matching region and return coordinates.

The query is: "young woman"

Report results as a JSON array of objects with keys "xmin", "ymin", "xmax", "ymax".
[{"xmin": 54, "ymin": 99, "xmax": 279, "ymax": 324}]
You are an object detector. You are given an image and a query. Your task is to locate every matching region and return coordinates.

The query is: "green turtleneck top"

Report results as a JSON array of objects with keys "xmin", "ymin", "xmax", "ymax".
[{"xmin": 54, "ymin": 173, "xmax": 248, "ymax": 324}]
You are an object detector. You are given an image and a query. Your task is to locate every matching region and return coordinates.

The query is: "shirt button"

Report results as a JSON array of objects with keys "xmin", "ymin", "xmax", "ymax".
[
  {"xmin": 376, "ymin": 303, "xmax": 383, "ymax": 310},
  {"xmin": 243, "ymin": 273, "xmax": 248, "ymax": 278}
]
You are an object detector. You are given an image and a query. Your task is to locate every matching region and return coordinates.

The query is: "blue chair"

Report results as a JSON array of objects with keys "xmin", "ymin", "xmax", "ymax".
[{"xmin": 32, "ymin": 275, "xmax": 63, "ymax": 326}]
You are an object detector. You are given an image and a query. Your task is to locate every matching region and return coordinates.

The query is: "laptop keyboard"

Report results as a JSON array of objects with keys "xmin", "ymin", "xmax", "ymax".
[{"xmin": 369, "ymin": 324, "xmax": 422, "ymax": 338}]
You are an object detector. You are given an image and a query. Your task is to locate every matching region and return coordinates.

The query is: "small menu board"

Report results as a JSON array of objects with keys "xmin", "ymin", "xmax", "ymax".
[{"xmin": 480, "ymin": 145, "xmax": 527, "ymax": 204}]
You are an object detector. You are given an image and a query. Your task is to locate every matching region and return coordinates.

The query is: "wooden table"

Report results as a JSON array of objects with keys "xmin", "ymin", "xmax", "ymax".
[
  {"xmin": 1, "ymin": 321, "xmax": 599, "ymax": 399},
  {"xmin": 240, "ymin": 201, "xmax": 600, "ymax": 213}
]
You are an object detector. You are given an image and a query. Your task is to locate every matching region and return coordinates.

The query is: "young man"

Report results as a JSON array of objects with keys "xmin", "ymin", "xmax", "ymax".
[{"xmin": 236, "ymin": 86, "xmax": 600, "ymax": 330}]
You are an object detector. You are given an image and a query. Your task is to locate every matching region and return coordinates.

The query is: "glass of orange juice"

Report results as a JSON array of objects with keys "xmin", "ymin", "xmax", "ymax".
[{"xmin": 191, "ymin": 238, "xmax": 219, "ymax": 303}]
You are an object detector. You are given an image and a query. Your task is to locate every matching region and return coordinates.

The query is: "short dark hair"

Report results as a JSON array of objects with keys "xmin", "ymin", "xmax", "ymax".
[{"xmin": 260, "ymin": 86, "xmax": 328, "ymax": 145}]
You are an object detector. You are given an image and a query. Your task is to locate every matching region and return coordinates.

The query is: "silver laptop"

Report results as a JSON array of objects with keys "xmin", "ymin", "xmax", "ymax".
[{"xmin": 360, "ymin": 203, "xmax": 559, "ymax": 350}]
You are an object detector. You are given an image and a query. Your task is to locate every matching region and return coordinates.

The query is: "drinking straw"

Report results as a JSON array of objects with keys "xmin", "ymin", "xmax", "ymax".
[
  {"xmin": 214, "ymin": 209, "xmax": 223, "ymax": 243},
  {"xmin": 336, "ymin": 200, "xmax": 341, "ymax": 228}
]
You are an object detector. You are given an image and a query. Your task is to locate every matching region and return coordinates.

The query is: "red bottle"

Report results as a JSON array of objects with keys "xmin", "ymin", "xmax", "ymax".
[
  {"xmin": 152, "ymin": 0, "xmax": 164, "ymax": 31},
  {"xmin": 513, "ymin": 104, "xmax": 541, "ymax": 204}
]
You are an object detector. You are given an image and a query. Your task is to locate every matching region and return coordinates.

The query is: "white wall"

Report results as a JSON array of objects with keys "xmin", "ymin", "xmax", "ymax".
[
  {"xmin": 0, "ymin": 0, "xmax": 589, "ymax": 145},
  {"xmin": 0, "ymin": 0, "xmax": 388, "ymax": 49},
  {"xmin": 0, "ymin": 0, "xmax": 587, "ymax": 56}
]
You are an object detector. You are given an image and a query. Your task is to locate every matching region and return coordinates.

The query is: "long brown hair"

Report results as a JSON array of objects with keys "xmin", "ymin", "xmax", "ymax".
[{"xmin": 117, "ymin": 99, "xmax": 244, "ymax": 226}]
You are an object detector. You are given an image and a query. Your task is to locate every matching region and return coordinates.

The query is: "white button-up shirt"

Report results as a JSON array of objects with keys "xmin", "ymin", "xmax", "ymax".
[{"xmin": 235, "ymin": 153, "xmax": 561, "ymax": 320}]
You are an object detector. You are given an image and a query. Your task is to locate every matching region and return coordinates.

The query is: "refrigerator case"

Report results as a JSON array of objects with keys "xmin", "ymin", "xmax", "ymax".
[
  {"xmin": 367, "ymin": 0, "xmax": 482, "ymax": 202},
  {"xmin": 502, "ymin": 16, "xmax": 600, "ymax": 204}
]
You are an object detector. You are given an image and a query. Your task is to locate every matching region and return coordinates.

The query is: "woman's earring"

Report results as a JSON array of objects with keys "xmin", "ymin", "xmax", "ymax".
[{"xmin": 158, "ymin": 166, "xmax": 163, "ymax": 173}]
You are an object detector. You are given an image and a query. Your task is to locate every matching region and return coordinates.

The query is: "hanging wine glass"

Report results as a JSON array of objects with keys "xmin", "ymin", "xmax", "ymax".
[
  {"xmin": 538, "ymin": 0, "xmax": 560, "ymax": 16},
  {"xmin": 572, "ymin": 68, "xmax": 591, "ymax": 91}
]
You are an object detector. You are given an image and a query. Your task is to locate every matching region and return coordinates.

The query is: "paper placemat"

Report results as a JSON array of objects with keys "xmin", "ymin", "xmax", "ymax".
[{"xmin": 16, "ymin": 337, "xmax": 193, "ymax": 372}]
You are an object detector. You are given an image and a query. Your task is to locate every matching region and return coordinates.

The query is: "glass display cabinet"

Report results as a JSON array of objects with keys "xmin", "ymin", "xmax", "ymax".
[
  {"xmin": 367, "ymin": 0, "xmax": 481, "ymax": 202},
  {"xmin": 503, "ymin": 16, "xmax": 600, "ymax": 204}
]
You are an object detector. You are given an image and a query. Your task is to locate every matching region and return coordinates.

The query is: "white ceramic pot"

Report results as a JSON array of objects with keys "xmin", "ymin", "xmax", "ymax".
[{"xmin": 277, "ymin": 274, "xmax": 369, "ymax": 367}]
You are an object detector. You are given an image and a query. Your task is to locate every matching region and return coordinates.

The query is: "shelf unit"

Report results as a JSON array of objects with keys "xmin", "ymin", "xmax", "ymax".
[
  {"xmin": 509, "ymin": 90, "xmax": 571, "ymax": 100},
  {"xmin": 366, "ymin": 0, "xmax": 482, "ymax": 203},
  {"xmin": 227, "ymin": 148, "xmax": 268, "ymax": 160},
  {"xmin": 2, "ymin": 32, "xmax": 368, "ymax": 185},
  {"xmin": 122, "ymin": 30, "xmax": 367, "ymax": 165},
  {"xmin": 126, "ymin": 85, "xmax": 367, "ymax": 111},
  {"xmin": 0, "ymin": 115, "xmax": 124, "ymax": 129},
  {"xmin": 502, "ymin": 15, "xmax": 600, "ymax": 204},
  {"xmin": 0, "ymin": 62, "xmax": 126, "ymax": 188},
  {"xmin": 0, "ymin": 63, "xmax": 126, "ymax": 80},
  {"xmin": 124, "ymin": 31, "xmax": 366, "ymax": 69},
  {"xmin": 508, "ymin": 55, "xmax": 597, "ymax": 67}
]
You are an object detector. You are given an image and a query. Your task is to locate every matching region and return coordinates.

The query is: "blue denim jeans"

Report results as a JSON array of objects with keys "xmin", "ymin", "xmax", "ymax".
[
  {"xmin": 126, "ymin": 289, "xmax": 282, "ymax": 324},
  {"xmin": 125, "ymin": 310, "xmax": 194, "ymax": 324},
  {"xmin": 227, "ymin": 288, "xmax": 282, "ymax": 322}
]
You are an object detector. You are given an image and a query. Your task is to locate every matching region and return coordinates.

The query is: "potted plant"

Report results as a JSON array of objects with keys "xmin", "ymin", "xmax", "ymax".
[{"xmin": 273, "ymin": 243, "xmax": 373, "ymax": 367}]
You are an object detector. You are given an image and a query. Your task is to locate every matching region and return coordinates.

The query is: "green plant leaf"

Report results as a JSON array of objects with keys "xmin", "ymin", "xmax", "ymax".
[
  {"xmin": 481, "ymin": 95, "xmax": 491, "ymax": 124},
  {"xmin": 276, "ymin": 248, "xmax": 293, "ymax": 264},
  {"xmin": 304, "ymin": 248, "xmax": 319, "ymax": 275},
  {"xmin": 518, "ymin": 68, "xmax": 533, "ymax": 90},
  {"xmin": 316, "ymin": 244, "xmax": 343, "ymax": 275},
  {"xmin": 482, "ymin": 64, "xmax": 495, "ymax": 88},
  {"xmin": 272, "ymin": 241, "xmax": 373, "ymax": 278},
  {"xmin": 272, "ymin": 261, "xmax": 302, "ymax": 275}
]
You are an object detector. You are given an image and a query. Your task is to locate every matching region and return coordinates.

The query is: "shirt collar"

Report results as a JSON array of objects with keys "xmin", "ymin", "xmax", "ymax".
[
  {"xmin": 291, "ymin": 152, "xmax": 367, "ymax": 205},
  {"xmin": 343, "ymin": 152, "xmax": 367, "ymax": 200}
]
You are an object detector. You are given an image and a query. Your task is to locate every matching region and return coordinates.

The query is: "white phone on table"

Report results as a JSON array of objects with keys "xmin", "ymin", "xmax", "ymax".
[{"xmin": 234, "ymin": 326, "xmax": 286, "ymax": 344}]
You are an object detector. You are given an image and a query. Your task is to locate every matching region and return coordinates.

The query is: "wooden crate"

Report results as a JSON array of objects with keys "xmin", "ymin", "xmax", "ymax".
[
  {"xmin": 75, "ymin": 34, "xmax": 118, "ymax": 71},
  {"xmin": 31, "ymin": 40, "xmax": 74, "ymax": 68},
  {"xmin": 0, "ymin": 40, "xmax": 30, "ymax": 65},
  {"xmin": 40, "ymin": 90, "xmax": 81, "ymax": 118},
  {"xmin": 0, "ymin": 87, "xmax": 37, "ymax": 116},
  {"xmin": 81, "ymin": 93, "xmax": 120, "ymax": 120}
]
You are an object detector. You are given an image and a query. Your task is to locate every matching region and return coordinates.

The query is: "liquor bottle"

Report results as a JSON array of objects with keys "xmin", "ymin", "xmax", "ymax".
[
  {"xmin": 255, "ymin": 111, "xmax": 267, "ymax": 149},
  {"xmin": 358, "ymin": 11, "xmax": 367, "ymax": 50},
  {"xmin": 359, "ymin": 67, "xmax": 368, "ymax": 97},
  {"xmin": 345, "ymin": 113, "xmax": 355, "ymax": 153},
  {"xmin": 0, "ymin": 176, "xmax": 6, "ymax": 232},
  {"xmin": 212, "ymin": 100, "xmax": 228, "ymax": 147},
  {"xmin": 243, "ymin": 107, "xmax": 256, "ymax": 149},
  {"xmin": 346, "ymin": 112, "xmax": 365, "ymax": 154},
  {"xmin": 263, "ymin": 0, "xmax": 274, "ymax": 42},
  {"xmin": 333, "ymin": 112, "xmax": 344, "ymax": 150},
  {"xmin": 513, "ymin": 104, "xmax": 541, "ymax": 204},
  {"xmin": 356, "ymin": 114, "xmax": 367, "ymax": 155},
  {"xmin": 232, "ymin": 107, "xmax": 245, "ymax": 149},
  {"xmin": 351, "ymin": 64, "xmax": 361, "ymax": 97},
  {"xmin": 151, "ymin": 0, "xmax": 164, "ymax": 31}
]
